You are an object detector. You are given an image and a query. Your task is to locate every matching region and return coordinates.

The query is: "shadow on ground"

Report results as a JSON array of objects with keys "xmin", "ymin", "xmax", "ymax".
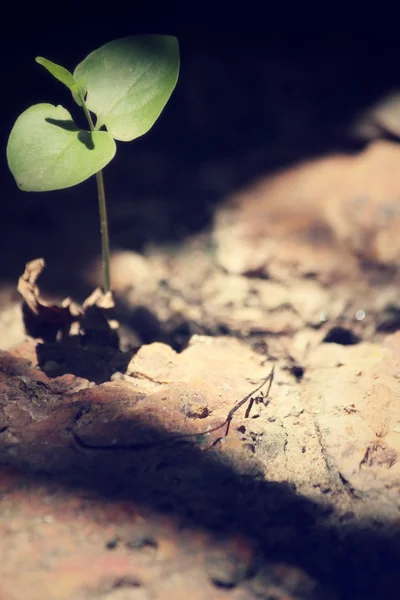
[{"xmin": 0, "ymin": 352, "xmax": 399, "ymax": 599}]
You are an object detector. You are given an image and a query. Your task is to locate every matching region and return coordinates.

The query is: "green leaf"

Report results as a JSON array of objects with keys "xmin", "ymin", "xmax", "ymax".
[
  {"xmin": 73, "ymin": 35, "xmax": 179, "ymax": 141},
  {"xmin": 6, "ymin": 104, "xmax": 116, "ymax": 192},
  {"xmin": 36, "ymin": 57, "xmax": 76, "ymax": 90}
]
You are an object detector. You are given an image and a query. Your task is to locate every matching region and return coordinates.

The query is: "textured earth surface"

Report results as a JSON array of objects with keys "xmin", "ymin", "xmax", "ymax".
[
  {"xmin": 3, "ymin": 138, "xmax": 400, "ymax": 598},
  {"xmin": 3, "ymin": 37, "xmax": 400, "ymax": 599}
]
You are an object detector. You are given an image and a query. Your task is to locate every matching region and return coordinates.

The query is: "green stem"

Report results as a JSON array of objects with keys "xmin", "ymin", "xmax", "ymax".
[
  {"xmin": 81, "ymin": 97, "xmax": 111, "ymax": 293},
  {"xmin": 95, "ymin": 169, "xmax": 111, "ymax": 293}
]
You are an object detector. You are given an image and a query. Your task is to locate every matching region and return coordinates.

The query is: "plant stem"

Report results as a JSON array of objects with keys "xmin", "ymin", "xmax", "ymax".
[
  {"xmin": 95, "ymin": 169, "xmax": 111, "ymax": 293},
  {"xmin": 81, "ymin": 97, "xmax": 111, "ymax": 293}
]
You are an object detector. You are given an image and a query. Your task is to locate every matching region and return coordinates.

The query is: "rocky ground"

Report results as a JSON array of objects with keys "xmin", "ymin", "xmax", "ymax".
[{"xmin": 3, "ymin": 39, "xmax": 400, "ymax": 600}]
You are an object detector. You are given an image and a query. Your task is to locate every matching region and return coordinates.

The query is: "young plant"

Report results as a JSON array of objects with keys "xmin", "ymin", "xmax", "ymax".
[{"xmin": 7, "ymin": 35, "xmax": 180, "ymax": 294}]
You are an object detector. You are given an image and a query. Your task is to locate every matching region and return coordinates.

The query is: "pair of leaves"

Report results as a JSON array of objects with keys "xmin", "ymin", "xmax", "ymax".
[{"xmin": 7, "ymin": 35, "xmax": 180, "ymax": 192}]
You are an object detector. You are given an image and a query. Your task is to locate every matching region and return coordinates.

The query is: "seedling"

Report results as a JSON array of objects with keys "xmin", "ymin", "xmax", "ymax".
[{"xmin": 7, "ymin": 35, "xmax": 180, "ymax": 293}]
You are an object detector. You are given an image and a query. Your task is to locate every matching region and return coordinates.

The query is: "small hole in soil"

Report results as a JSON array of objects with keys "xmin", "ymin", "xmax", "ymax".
[
  {"xmin": 243, "ymin": 269, "xmax": 270, "ymax": 280},
  {"xmin": 126, "ymin": 536, "xmax": 158, "ymax": 551},
  {"xmin": 323, "ymin": 326, "xmax": 360, "ymax": 345},
  {"xmin": 105, "ymin": 536, "xmax": 120, "ymax": 550},
  {"xmin": 289, "ymin": 365, "xmax": 304, "ymax": 381},
  {"xmin": 243, "ymin": 442, "xmax": 255, "ymax": 453},
  {"xmin": 251, "ymin": 338, "xmax": 269, "ymax": 355},
  {"xmin": 212, "ymin": 580, "xmax": 236, "ymax": 590},
  {"xmin": 169, "ymin": 322, "xmax": 193, "ymax": 351},
  {"xmin": 217, "ymin": 324, "xmax": 230, "ymax": 335},
  {"xmin": 74, "ymin": 405, "xmax": 91, "ymax": 422},
  {"xmin": 112, "ymin": 577, "xmax": 142, "ymax": 589},
  {"xmin": 237, "ymin": 425, "xmax": 246, "ymax": 434}
]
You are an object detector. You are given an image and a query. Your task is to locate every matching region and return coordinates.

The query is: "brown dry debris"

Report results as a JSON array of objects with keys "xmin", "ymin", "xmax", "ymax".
[
  {"xmin": 18, "ymin": 258, "xmax": 82, "ymax": 339},
  {"xmin": 17, "ymin": 258, "xmax": 119, "ymax": 349}
]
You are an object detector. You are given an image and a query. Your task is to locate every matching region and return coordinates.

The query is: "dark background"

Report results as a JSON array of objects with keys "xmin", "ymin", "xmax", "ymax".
[{"xmin": 1, "ymin": 7, "xmax": 400, "ymax": 297}]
